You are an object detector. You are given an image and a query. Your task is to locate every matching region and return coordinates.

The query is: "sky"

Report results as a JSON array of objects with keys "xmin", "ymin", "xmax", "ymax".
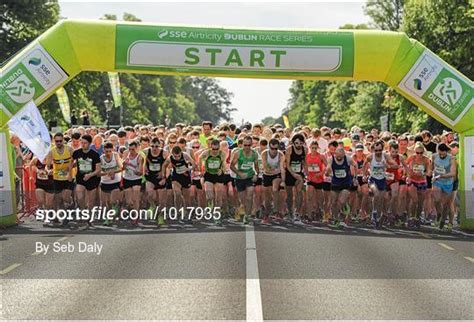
[{"xmin": 58, "ymin": 1, "xmax": 368, "ymax": 123}]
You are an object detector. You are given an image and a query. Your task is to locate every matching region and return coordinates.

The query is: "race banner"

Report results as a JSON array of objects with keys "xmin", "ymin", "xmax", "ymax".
[
  {"xmin": 7, "ymin": 101, "xmax": 51, "ymax": 163},
  {"xmin": 283, "ymin": 115, "xmax": 290, "ymax": 129},
  {"xmin": 55, "ymin": 87, "xmax": 71, "ymax": 123},
  {"xmin": 107, "ymin": 72, "xmax": 122, "ymax": 108}
]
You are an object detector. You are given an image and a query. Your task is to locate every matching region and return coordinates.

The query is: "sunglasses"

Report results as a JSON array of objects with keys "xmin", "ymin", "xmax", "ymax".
[
  {"xmin": 243, "ymin": 144, "xmax": 251, "ymax": 147},
  {"xmin": 151, "ymin": 145, "xmax": 160, "ymax": 148},
  {"xmin": 212, "ymin": 148, "xmax": 219, "ymax": 151},
  {"xmin": 55, "ymin": 140, "xmax": 63, "ymax": 143},
  {"xmin": 374, "ymin": 149, "xmax": 383, "ymax": 152},
  {"xmin": 270, "ymin": 147, "xmax": 278, "ymax": 150},
  {"xmin": 192, "ymin": 146, "xmax": 200, "ymax": 149},
  {"xmin": 169, "ymin": 141, "xmax": 177, "ymax": 144},
  {"xmin": 416, "ymin": 151, "xmax": 423, "ymax": 154}
]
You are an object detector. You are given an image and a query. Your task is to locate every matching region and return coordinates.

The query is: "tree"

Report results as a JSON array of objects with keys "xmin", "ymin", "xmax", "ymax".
[
  {"xmin": 0, "ymin": 0, "xmax": 60, "ymax": 63},
  {"xmin": 364, "ymin": 0, "xmax": 404, "ymax": 31}
]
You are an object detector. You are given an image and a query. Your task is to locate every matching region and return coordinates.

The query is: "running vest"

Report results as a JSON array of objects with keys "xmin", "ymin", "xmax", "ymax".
[
  {"xmin": 331, "ymin": 155, "xmax": 352, "ymax": 186},
  {"xmin": 52, "ymin": 146, "xmax": 72, "ymax": 181},
  {"xmin": 265, "ymin": 150, "xmax": 280, "ymax": 175},
  {"xmin": 171, "ymin": 154, "xmax": 190, "ymax": 175},
  {"xmin": 288, "ymin": 145, "xmax": 305, "ymax": 173},
  {"xmin": 101, "ymin": 153, "xmax": 121, "ymax": 184},
  {"xmin": 36, "ymin": 159, "xmax": 53, "ymax": 184},
  {"xmin": 123, "ymin": 153, "xmax": 141, "ymax": 180},
  {"xmin": 146, "ymin": 149, "xmax": 164, "ymax": 174},
  {"xmin": 306, "ymin": 152, "xmax": 324, "ymax": 183},
  {"xmin": 355, "ymin": 157, "xmax": 365, "ymax": 178},
  {"xmin": 409, "ymin": 157, "xmax": 427, "ymax": 183},
  {"xmin": 237, "ymin": 148, "xmax": 257, "ymax": 179},
  {"xmin": 433, "ymin": 154, "xmax": 453, "ymax": 185},
  {"xmin": 205, "ymin": 152, "xmax": 222, "ymax": 175},
  {"xmin": 370, "ymin": 153, "xmax": 386, "ymax": 180},
  {"xmin": 386, "ymin": 154, "xmax": 402, "ymax": 182}
]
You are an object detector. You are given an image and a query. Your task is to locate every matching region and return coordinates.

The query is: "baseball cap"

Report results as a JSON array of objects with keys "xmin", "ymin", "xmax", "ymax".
[{"xmin": 355, "ymin": 143, "xmax": 364, "ymax": 151}]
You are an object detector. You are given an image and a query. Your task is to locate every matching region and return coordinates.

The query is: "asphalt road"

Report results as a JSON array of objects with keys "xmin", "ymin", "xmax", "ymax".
[{"xmin": 1, "ymin": 217, "xmax": 473, "ymax": 320}]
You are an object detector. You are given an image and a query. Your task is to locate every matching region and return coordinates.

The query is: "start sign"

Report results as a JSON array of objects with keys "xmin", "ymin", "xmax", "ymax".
[{"xmin": 115, "ymin": 24, "xmax": 354, "ymax": 77}]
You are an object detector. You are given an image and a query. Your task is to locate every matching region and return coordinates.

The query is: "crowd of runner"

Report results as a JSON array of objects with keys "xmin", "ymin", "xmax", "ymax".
[{"xmin": 13, "ymin": 121, "xmax": 460, "ymax": 230}]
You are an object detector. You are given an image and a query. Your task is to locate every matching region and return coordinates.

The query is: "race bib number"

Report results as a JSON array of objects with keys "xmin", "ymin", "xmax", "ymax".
[
  {"xmin": 37, "ymin": 170, "xmax": 48, "ymax": 180},
  {"xmin": 57, "ymin": 169, "xmax": 68, "ymax": 179},
  {"xmin": 78, "ymin": 159, "xmax": 93, "ymax": 173},
  {"xmin": 149, "ymin": 163, "xmax": 161, "ymax": 172},
  {"xmin": 334, "ymin": 169, "xmax": 347, "ymax": 178},
  {"xmin": 240, "ymin": 162, "xmax": 253, "ymax": 170},
  {"xmin": 291, "ymin": 163, "xmax": 301, "ymax": 173},
  {"xmin": 434, "ymin": 165, "xmax": 446, "ymax": 175},
  {"xmin": 413, "ymin": 164, "xmax": 425, "ymax": 175},
  {"xmin": 175, "ymin": 165, "xmax": 188, "ymax": 174},
  {"xmin": 385, "ymin": 172, "xmax": 395, "ymax": 181},
  {"xmin": 372, "ymin": 166, "xmax": 385, "ymax": 178},
  {"xmin": 208, "ymin": 160, "xmax": 221, "ymax": 169},
  {"xmin": 308, "ymin": 164, "xmax": 320, "ymax": 173}
]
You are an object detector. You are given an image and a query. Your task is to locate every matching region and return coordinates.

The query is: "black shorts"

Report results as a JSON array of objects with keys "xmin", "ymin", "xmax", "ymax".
[
  {"xmin": 204, "ymin": 172, "xmax": 222, "ymax": 184},
  {"xmin": 101, "ymin": 182, "xmax": 121, "ymax": 192},
  {"xmin": 145, "ymin": 175, "xmax": 166, "ymax": 190},
  {"xmin": 53, "ymin": 180, "xmax": 73, "ymax": 193},
  {"xmin": 453, "ymin": 179, "xmax": 459, "ymax": 191},
  {"xmin": 235, "ymin": 178, "xmax": 254, "ymax": 192},
  {"xmin": 399, "ymin": 179, "xmax": 407, "ymax": 186},
  {"xmin": 222, "ymin": 174, "xmax": 233, "ymax": 186},
  {"xmin": 285, "ymin": 170, "xmax": 304, "ymax": 187},
  {"xmin": 263, "ymin": 173, "xmax": 281, "ymax": 187},
  {"xmin": 192, "ymin": 178, "xmax": 203, "ymax": 190},
  {"xmin": 331, "ymin": 183, "xmax": 352, "ymax": 192},
  {"xmin": 172, "ymin": 174, "xmax": 192, "ymax": 189},
  {"xmin": 255, "ymin": 177, "xmax": 263, "ymax": 186},
  {"xmin": 123, "ymin": 178, "xmax": 142, "ymax": 190},
  {"xmin": 427, "ymin": 175, "xmax": 433, "ymax": 189},
  {"xmin": 349, "ymin": 182, "xmax": 359, "ymax": 192},
  {"xmin": 36, "ymin": 181, "xmax": 54, "ymax": 194},
  {"xmin": 307, "ymin": 181, "xmax": 324, "ymax": 190},
  {"xmin": 76, "ymin": 177, "xmax": 100, "ymax": 191},
  {"xmin": 357, "ymin": 176, "xmax": 367, "ymax": 186}
]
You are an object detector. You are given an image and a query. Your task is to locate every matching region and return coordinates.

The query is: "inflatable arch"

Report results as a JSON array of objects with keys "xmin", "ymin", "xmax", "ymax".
[{"xmin": 1, "ymin": 20, "xmax": 473, "ymax": 228}]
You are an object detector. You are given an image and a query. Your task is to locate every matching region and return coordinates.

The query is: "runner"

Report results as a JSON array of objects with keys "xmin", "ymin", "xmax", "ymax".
[
  {"xmin": 162, "ymin": 145, "xmax": 196, "ymax": 220},
  {"xmin": 431, "ymin": 143, "xmax": 456, "ymax": 230},
  {"xmin": 99, "ymin": 141, "xmax": 122, "ymax": 225},
  {"xmin": 285, "ymin": 133, "xmax": 307, "ymax": 223},
  {"xmin": 261, "ymin": 138, "xmax": 286, "ymax": 223},
  {"xmin": 122, "ymin": 141, "xmax": 144, "ymax": 223},
  {"xmin": 30, "ymin": 156, "xmax": 54, "ymax": 211},
  {"xmin": 48, "ymin": 133, "xmax": 74, "ymax": 214},
  {"xmin": 352, "ymin": 143, "xmax": 369, "ymax": 222},
  {"xmin": 325, "ymin": 147, "xmax": 357, "ymax": 228},
  {"xmin": 305, "ymin": 140, "xmax": 327, "ymax": 222},
  {"xmin": 385, "ymin": 140, "xmax": 407, "ymax": 226},
  {"xmin": 363, "ymin": 140, "xmax": 397, "ymax": 228},
  {"xmin": 200, "ymin": 139, "xmax": 226, "ymax": 224},
  {"xmin": 144, "ymin": 137, "xmax": 167, "ymax": 214},
  {"xmin": 71, "ymin": 134, "xmax": 101, "ymax": 222},
  {"xmin": 230, "ymin": 135, "xmax": 259, "ymax": 224},
  {"xmin": 405, "ymin": 142, "xmax": 432, "ymax": 227}
]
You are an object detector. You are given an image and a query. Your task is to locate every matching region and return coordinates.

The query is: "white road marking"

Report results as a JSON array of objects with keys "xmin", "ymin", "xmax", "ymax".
[
  {"xmin": 463, "ymin": 256, "xmax": 474, "ymax": 263},
  {"xmin": 246, "ymin": 225, "xmax": 263, "ymax": 321},
  {"xmin": 438, "ymin": 242, "xmax": 455, "ymax": 251},
  {"xmin": 56, "ymin": 236, "xmax": 69, "ymax": 242},
  {"xmin": 0, "ymin": 263, "xmax": 22, "ymax": 275}
]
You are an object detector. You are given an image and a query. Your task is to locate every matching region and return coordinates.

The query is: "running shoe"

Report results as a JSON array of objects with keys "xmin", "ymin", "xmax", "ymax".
[
  {"xmin": 446, "ymin": 223, "xmax": 453, "ymax": 231},
  {"xmin": 262, "ymin": 215, "xmax": 270, "ymax": 224},
  {"xmin": 293, "ymin": 214, "xmax": 304, "ymax": 225}
]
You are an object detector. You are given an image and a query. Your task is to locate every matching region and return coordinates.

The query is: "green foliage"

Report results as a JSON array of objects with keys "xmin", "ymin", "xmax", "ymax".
[
  {"xmin": 0, "ymin": 0, "xmax": 60, "ymax": 63},
  {"xmin": 282, "ymin": 0, "xmax": 470, "ymax": 134}
]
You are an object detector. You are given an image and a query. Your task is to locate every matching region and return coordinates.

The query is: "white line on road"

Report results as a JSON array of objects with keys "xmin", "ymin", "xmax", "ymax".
[
  {"xmin": 246, "ymin": 225, "xmax": 263, "ymax": 321},
  {"xmin": 0, "ymin": 263, "xmax": 22, "ymax": 275},
  {"xmin": 438, "ymin": 242, "xmax": 455, "ymax": 251},
  {"xmin": 56, "ymin": 236, "xmax": 70, "ymax": 242},
  {"xmin": 464, "ymin": 256, "xmax": 474, "ymax": 263}
]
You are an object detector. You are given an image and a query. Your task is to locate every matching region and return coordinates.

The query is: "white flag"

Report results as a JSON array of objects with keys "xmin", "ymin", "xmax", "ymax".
[{"xmin": 7, "ymin": 101, "xmax": 51, "ymax": 163}]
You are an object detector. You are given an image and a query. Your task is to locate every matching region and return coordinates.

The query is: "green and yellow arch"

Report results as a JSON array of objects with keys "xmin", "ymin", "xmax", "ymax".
[{"xmin": 1, "ymin": 20, "xmax": 473, "ymax": 228}]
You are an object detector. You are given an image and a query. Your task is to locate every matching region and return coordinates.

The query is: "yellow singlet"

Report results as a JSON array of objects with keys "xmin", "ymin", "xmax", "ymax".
[{"xmin": 52, "ymin": 146, "xmax": 72, "ymax": 181}]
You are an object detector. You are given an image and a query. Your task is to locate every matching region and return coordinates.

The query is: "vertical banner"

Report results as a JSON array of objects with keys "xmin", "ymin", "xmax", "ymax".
[
  {"xmin": 283, "ymin": 115, "xmax": 290, "ymax": 129},
  {"xmin": 0, "ymin": 129, "xmax": 16, "ymax": 224},
  {"xmin": 463, "ymin": 136, "xmax": 474, "ymax": 220},
  {"xmin": 56, "ymin": 87, "xmax": 71, "ymax": 123},
  {"xmin": 7, "ymin": 101, "xmax": 51, "ymax": 163},
  {"xmin": 107, "ymin": 72, "xmax": 122, "ymax": 108}
]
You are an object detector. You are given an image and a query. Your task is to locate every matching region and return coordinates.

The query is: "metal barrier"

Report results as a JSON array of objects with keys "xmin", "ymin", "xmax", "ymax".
[{"xmin": 16, "ymin": 165, "xmax": 38, "ymax": 222}]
